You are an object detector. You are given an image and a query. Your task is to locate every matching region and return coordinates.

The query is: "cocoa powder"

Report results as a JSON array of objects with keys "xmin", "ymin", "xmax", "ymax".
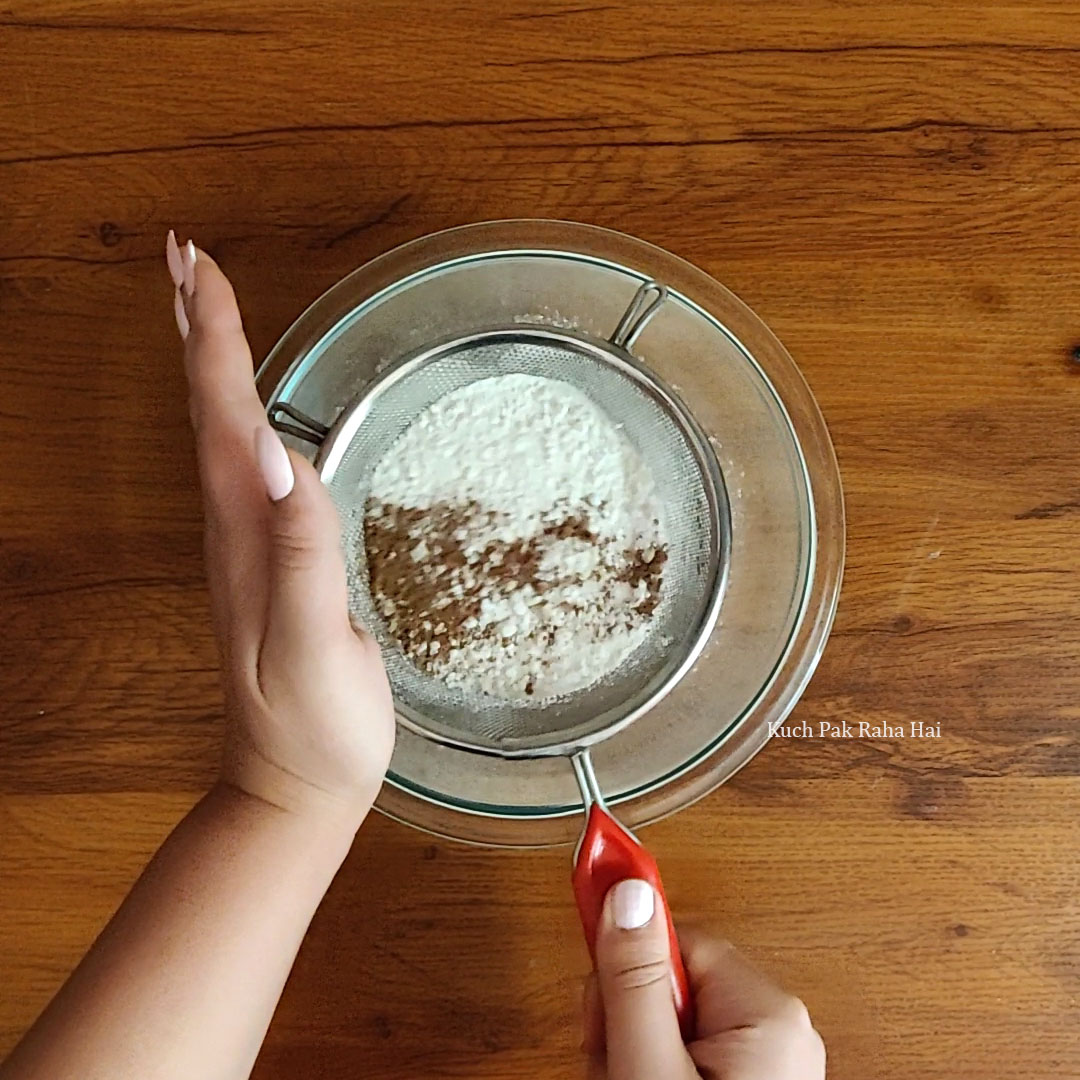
[{"xmin": 364, "ymin": 497, "xmax": 665, "ymax": 687}]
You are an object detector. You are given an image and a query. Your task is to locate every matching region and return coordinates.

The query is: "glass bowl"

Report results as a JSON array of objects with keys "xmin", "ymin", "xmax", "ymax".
[{"xmin": 256, "ymin": 220, "xmax": 844, "ymax": 847}]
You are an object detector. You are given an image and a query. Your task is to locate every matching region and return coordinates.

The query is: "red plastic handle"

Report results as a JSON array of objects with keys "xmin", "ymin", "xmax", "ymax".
[{"xmin": 571, "ymin": 805, "xmax": 694, "ymax": 1042}]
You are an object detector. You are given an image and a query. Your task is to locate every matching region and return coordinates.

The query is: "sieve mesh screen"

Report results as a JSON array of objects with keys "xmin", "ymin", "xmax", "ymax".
[{"xmin": 323, "ymin": 329, "xmax": 726, "ymax": 755}]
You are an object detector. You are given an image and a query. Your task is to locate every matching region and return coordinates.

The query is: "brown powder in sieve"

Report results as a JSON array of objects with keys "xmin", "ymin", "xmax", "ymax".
[
  {"xmin": 363, "ymin": 498, "xmax": 666, "ymax": 692},
  {"xmin": 618, "ymin": 546, "xmax": 667, "ymax": 617}
]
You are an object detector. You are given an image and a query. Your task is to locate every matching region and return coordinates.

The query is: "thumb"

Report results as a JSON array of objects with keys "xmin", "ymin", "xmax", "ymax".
[
  {"xmin": 595, "ymin": 879, "xmax": 694, "ymax": 1080},
  {"xmin": 253, "ymin": 426, "xmax": 351, "ymax": 646}
]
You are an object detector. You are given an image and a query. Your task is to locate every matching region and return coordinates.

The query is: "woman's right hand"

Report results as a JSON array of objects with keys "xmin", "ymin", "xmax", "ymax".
[
  {"xmin": 169, "ymin": 234, "xmax": 396, "ymax": 833},
  {"xmin": 583, "ymin": 879, "xmax": 826, "ymax": 1079}
]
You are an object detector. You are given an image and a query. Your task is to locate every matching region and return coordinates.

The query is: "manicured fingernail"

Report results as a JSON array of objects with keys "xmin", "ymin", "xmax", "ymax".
[
  {"xmin": 612, "ymin": 879, "xmax": 655, "ymax": 930},
  {"xmin": 173, "ymin": 287, "xmax": 189, "ymax": 340},
  {"xmin": 180, "ymin": 239, "xmax": 197, "ymax": 298},
  {"xmin": 255, "ymin": 426, "xmax": 294, "ymax": 502},
  {"xmin": 165, "ymin": 230, "xmax": 184, "ymax": 289}
]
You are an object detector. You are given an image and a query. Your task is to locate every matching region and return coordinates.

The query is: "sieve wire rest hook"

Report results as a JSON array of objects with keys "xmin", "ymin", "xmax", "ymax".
[
  {"xmin": 268, "ymin": 402, "xmax": 330, "ymax": 447},
  {"xmin": 610, "ymin": 279, "xmax": 669, "ymax": 351}
]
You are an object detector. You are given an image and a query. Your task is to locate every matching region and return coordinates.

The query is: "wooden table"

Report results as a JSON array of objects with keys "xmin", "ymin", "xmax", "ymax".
[{"xmin": 3, "ymin": 3, "xmax": 1080, "ymax": 1077}]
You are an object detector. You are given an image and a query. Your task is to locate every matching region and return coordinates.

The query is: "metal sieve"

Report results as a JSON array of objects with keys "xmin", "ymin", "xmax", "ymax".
[
  {"xmin": 270, "ymin": 281, "xmax": 730, "ymax": 760},
  {"xmin": 270, "ymin": 280, "xmax": 728, "ymax": 1038}
]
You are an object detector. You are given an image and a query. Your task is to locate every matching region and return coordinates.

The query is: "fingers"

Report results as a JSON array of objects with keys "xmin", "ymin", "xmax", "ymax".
[
  {"xmin": 168, "ymin": 234, "xmax": 272, "ymax": 658},
  {"xmin": 679, "ymin": 926, "xmax": 808, "ymax": 1035},
  {"xmin": 253, "ymin": 430, "xmax": 352, "ymax": 657},
  {"xmin": 176, "ymin": 240, "xmax": 267, "ymax": 510},
  {"xmin": 594, "ymin": 880, "xmax": 695, "ymax": 1080},
  {"xmin": 176, "ymin": 239, "xmax": 260, "ymax": 428},
  {"xmin": 592, "ymin": 914, "xmax": 824, "ymax": 1080},
  {"xmin": 679, "ymin": 928, "xmax": 825, "ymax": 1079}
]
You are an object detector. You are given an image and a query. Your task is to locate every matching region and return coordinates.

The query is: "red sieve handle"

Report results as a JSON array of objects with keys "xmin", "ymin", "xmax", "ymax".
[{"xmin": 571, "ymin": 804, "xmax": 694, "ymax": 1042}]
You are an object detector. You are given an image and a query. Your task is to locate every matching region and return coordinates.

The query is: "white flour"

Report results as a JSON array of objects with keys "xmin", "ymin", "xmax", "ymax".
[{"xmin": 365, "ymin": 373, "xmax": 667, "ymax": 701}]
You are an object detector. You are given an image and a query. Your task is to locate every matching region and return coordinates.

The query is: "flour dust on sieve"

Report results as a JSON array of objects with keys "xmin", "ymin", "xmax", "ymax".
[{"xmin": 362, "ymin": 372, "xmax": 668, "ymax": 701}]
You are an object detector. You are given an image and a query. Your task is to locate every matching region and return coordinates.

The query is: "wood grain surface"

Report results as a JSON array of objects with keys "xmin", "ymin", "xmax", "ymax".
[{"xmin": 3, "ymin": 2, "xmax": 1080, "ymax": 1077}]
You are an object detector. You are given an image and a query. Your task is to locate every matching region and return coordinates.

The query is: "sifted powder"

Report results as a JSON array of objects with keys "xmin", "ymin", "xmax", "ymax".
[{"xmin": 363, "ymin": 373, "xmax": 667, "ymax": 701}]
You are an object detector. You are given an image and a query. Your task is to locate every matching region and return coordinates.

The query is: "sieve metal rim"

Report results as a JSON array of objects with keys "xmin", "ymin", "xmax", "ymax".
[{"xmin": 273, "ymin": 321, "xmax": 731, "ymax": 759}]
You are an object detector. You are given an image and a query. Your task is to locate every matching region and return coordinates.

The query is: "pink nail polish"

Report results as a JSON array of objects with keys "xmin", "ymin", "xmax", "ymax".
[
  {"xmin": 612, "ymin": 879, "xmax": 654, "ymax": 930},
  {"xmin": 254, "ymin": 426, "xmax": 295, "ymax": 502},
  {"xmin": 165, "ymin": 230, "xmax": 184, "ymax": 289},
  {"xmin": 173, "ymin": 288, "xmax": 189, "ymax": 340},
  {"xmin": 180, "ymin": 239, "xmax": 197, "ymax": 298}
]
